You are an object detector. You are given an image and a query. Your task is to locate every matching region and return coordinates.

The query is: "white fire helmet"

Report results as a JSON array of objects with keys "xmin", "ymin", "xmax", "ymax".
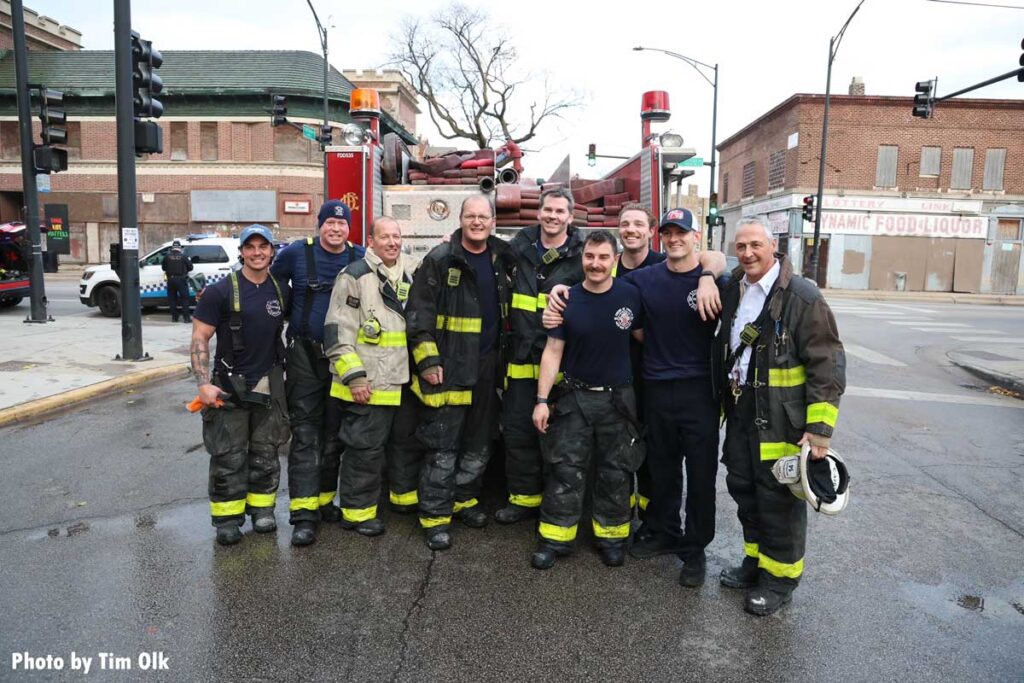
[{"xmin": 771, "ymin": 442, "xmax": 850, "ymax": 515}]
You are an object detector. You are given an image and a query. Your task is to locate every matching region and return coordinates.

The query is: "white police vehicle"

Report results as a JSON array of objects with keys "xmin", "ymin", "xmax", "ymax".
[{"xmin": 79, "ymin": 235, "xmax": 240, "ymax": 317}]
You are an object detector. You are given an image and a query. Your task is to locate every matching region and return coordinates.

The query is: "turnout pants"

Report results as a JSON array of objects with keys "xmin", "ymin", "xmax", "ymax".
[
  {"xmin": 418, "ymin": 350, "xmax": 500, "ymax": 529},
  {"xmin": 167, "ymin": 276, "xmax": 191, "ymax": 321},
  {"xmin": 723, "ymin": 390, "xmax": 807, "ymax": 592},
  {"xmin": 643, "ymin": 377, "xmax": 720, "ymax": 560},
  {"xmin": 538, "ymin": 387, "xmax": 644, "ymax": 549},
  {"xmin": 285, "ymin": 338, "xmax": 344, "ymax": 524},
  {"xmin": 502, "ymin": 377, "xmax": 544, "ymax": 509},
  {"xmin": 336, "ymin": 387, "xmax": 423, "ymax": 522}
]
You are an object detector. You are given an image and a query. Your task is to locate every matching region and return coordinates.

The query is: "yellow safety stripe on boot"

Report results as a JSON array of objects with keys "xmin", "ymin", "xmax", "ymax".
[
  {"xmin": 331, "ymin": 381, "xmax": 402, "ymax": 406},
  {"xmin": 335, "ymin": 353, "xmax": 364, "ymax": 376},
  {"xmin": 453, "ymin": 498, "xmax": 479, "ymax": 512},
  {"xmin": 210, "ymin": 499, "xmax": 246, "ymax": 517},
  {"xmin": 759, "ymin": 441, "xmax": 801, "ymax": 462},
  {"xmin": 289, "ymin": 496, "xmax": 319, "ymax": 512},
  {"xmin": 758, "ymin": 552, "xmax": 804, "ymax": 579},
  {"xmin": 419, "ymin": 516, "xmax": 451, "ymax": 529},
  {"xmin": 318, "ymin": 491, "xmax": 337, "ymax": 507},
  {"xmin": 390, "ymin": 490, "xmax": 419, "ymax": 506},
  {"xmin": 509, "ymin": 493, "xmax": 542, "ymax": 508},
  {"xmin": 744, "ymin": 542, "xmax": 760, "ymax": 558},
  {"xmin": 592, "ymin": 519, "xmax": 631, "ymax": 539},
  {"xmin": 768, "ymin": 365, "xmax": 806, "ymax": 388},
  {"xmin": 357, "ymin": 329, "xmax": 408, "ymax": 346},
  {"xmin": 412, "ymin": 341, "xmax": 440, "ymax": 364},
  {"xmin": 435, "ymin": 315, "xmax": 482, "ymax": 333},
  {"xmin": 246, "ymin": 492, "xmax": 276, "ymax": 508},
  {"xmin": 807, "ymin": 402, "xmax": 839, "ymax": 428},
  {"xmin": 638, "ymin": 495, "xmax": 650, "ymax": 511},
  {"xmin": 342, "ymin": 505, "xmax": 378, "ymax": 523},
  {"xmin": 409, "ymin": 375, "xmax": 473, "ymax": 407},
  {"xmin": 539, "ymin": 521, "xmax": 578, "ymax": 543}
]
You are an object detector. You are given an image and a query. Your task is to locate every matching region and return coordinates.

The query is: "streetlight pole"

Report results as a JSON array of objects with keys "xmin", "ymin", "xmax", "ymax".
[
  {"xmin": 306, "ymin": 0, "xmax": 329, "ymax": 204},
  {"xmin": 634, "ymin": 46, "xmax": 718, "ymax": 249},
  {"xmin": 811, "ymin": 0, "xmax": 866, "ymax": 285}
]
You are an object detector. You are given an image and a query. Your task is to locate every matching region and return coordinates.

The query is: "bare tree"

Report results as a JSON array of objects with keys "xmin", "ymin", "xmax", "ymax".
[{"xmin": 388, "ymin": 3, "xmax": 580, "ymax": 149}]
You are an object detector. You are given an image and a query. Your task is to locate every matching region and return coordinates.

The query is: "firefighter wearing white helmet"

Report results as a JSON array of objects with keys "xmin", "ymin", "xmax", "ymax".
[{"xmin": 712, "ymin": 215, "xmax": 846, "ymax": 617}]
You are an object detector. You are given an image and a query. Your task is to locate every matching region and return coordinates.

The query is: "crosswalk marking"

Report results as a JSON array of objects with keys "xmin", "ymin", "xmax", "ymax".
[
  {"xmin": 951, "ymin": 336, "xmax": 1020, "ymax": 343},
  {"xmin": 889, "ymin": 322, "xmax": 970, "ymax": 327},
  {"xmin": 846, "ymin": 386, "xmax": 1024, "ymax": 409},
  {"xmin": 844, "ymin": 343, "xmax": 907, "ymax": 367}
]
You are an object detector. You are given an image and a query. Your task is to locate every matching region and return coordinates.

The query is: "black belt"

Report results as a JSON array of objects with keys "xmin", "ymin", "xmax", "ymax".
[{"xmin": 564, "ymin": 376, "xmax": 630, "ymax": 393}]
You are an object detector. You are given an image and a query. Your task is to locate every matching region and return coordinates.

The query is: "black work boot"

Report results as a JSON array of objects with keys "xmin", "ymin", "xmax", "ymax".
[
  {"xmin": 215, "ymin": 522, "xmax": 242, "ymax": 546},
  {"xmin": 495, "ymin": 504, "xmax": 539, "ymax": 525},
  {"xmin": 531, "ymin": 542, "xmax": 570, "ymax": 570},
  {"xmin": 744, "ymin": 586, "xmax": 793, "ymax": 616},
  {"xmin": 678, "ymin": 555, "xmax": 707, "ymax": 588},
  {"xmin": 251, "ymin": 510, "xmax": 277, "ymax": 534},
  {"xmin": 720, "ymin": 556, "xmax": 760, "ymax": 589},
  {"xmin": 629, "ymin": 533, "xmax": 683, "ymax": 559},
  {"xmin": 291, "ymin": 521, "xmax": 317, "ymax": 547},
  {"xmin": 390, "ymin": 502, "xmax": 417, "ymax": 515},
  {"xmin": 319, "ymin": 504, "xmax": 341, "ymax": 523},
  {"xmin": 340, "ymin": 517, "xmax": 385, "ymax": 537},
  {"xmin": 454, "ymin": 506, "xmax": 488, "ymax": 528},
  {"xmin": 598, "ymin": 542, "xmax": 626, "ymax": 568},
  {"xmin": 425, "ymin": 527, "xmax": 451, "ymax": 551}
]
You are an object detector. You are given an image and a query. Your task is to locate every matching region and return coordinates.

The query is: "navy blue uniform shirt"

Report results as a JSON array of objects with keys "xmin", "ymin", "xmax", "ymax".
[{"xmin": 464, "ymin": 246, "xmax": 499, "ymax": 354}]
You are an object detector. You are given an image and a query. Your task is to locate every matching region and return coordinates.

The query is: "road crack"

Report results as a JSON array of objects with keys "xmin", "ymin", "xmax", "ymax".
[{"xmin": 389, "ymin": 550, "xmax": 436, "ymax": 683}]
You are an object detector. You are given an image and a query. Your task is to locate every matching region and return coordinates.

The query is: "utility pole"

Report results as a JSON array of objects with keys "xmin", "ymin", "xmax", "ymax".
[
  {"xmin": 11, "ymin": 0, "xmax": 49, "ymax": 323},
  {"xmin": 307, "ymin": 0, "xmax": 329, "ymax": 204}
]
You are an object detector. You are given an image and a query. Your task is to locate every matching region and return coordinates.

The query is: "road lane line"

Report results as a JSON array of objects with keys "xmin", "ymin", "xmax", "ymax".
[
  {"xmin": 951, "ymin": 336, "xmax": 1018, "ymax": 343},
  {"xmin": 844, "ymin": 343, "xmax": 907, "ymax": 367},
  {"xmin": 846, "ymin": 386, "xmax": 1024, "ymax": 409},
  {"xmin": 889, "ymin": 322, "xmax": 970, "ymax": 327}
]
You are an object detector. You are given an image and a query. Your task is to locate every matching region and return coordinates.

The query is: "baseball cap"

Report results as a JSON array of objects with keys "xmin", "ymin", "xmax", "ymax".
[
  {"xmin": 659, "ymin": 208, "xmax": 696, "ymax": 232},
  {"xmin": 239, "ymin": 224, "xmax": 274, "ymax": 246}
]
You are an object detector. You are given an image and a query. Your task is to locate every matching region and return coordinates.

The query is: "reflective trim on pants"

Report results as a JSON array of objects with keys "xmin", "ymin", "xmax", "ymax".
[
  {"xmin": 539, "ymin": 521, "xmax": 577, "ymax": 543},
  {"xmin": 453, "ymin": 498, "xmax": 479, "ymax": 512},
  {"xmin": 289, "ymin": 496, "xmax": 320, "ymax": 512},
  {"xmin": 509, "ymin": 493, "xmax": 542, "ymax": 508},
  {"xmin": 592, "ymin": 519, "xmax": 630, "ymax": 539},
  {"xmin": 318, "ymin": 491, "xmax": 337, "ymax": 507},
  {"xmin": 342, "ymin": 504, "xmax": 378, "ymax": 523},
  {"xmin": 759, "ymin": 551, "xmax": 804, "ymax": 579},
  {"xmin": 744, "ymin": 541, "xmax": 760, "ymax": 558},
  {"xmin": 210, "ymin": 499, "xmax": 246, "ymax": 518},
  {"xmin": 419, "ymin": 515, "xmax": 451, "ymax": 529},
  {"xmin": 390, "ymin": 489, "xmax": 419, "ymax": 506},
  {"xmin": 247, "ymin": 492, "xmax": 276, "ymax": 508}
]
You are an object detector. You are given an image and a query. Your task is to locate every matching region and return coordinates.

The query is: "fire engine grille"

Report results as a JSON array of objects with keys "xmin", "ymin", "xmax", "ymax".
[
  {"xmin": 640, "ymin": 147, "xmax": 653, "ymax": 209},
  {"xmin": 373, "ymin": 146, "xmax": 384, "ymax": 220}
]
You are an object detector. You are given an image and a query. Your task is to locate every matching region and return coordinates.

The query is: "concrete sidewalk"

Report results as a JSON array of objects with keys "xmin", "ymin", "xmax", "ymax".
[
  {"xmin": 949, "ymin": 344, "xmax": 1024, "ymax": 396},
  {"xmin": 824, "ymin": 288, "xmax": 1024, "ymax": 306}
]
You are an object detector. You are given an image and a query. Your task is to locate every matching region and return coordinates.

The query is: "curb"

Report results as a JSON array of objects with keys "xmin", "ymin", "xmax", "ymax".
[
  {"xmin": 0, "ymin": 363, "xmax": 189, "ymax": 428},
  {"xmin": 948, "ymin": 359, "xmax": 1024, "ymax": 397},
  {"xmin": 823, "ymin": 289, "xmax": 1024, "ymax": 306}
]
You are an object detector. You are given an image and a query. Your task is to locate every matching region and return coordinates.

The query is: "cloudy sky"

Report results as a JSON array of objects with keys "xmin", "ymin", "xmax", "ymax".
[{"xmin": 28, "ymin": 0, "xmax": 1024, "ymax": 191}]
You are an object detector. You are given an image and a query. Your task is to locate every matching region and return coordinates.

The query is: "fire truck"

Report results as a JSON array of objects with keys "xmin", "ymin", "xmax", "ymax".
[{"xmin": 324, "ymin": 88, "xmax": 696, "ymax": 251}]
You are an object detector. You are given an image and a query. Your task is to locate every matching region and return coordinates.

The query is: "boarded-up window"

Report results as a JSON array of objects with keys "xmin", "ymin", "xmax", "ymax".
[
  {"xmin": 951, "ymin": 148, "xmax": 974, "ymax": 189},
  {"xmin": 64, "ymin": 122, "xmax": 82, "ymax": 161},
  {"xmin": 274, "ymin": 125, "xmax": 312, "ymax": 163},
  {"xmin": 200, "ymin": 122, "xmax": 219, "ymax": 161},
  {"xmin": 983, "ymin": 149, "xmax": 1006, "ymax": 191},
  {"xmin": 875, "ymin": 145, "xmax": 898, "ymax": 187},
  {"xmin": 742, "ymin": 162, "xmax": 755, "ymax": 198},
  {"xmin": 722, "ymin": 173, "xmax": 729, "ymax": 203},
  {"xmin": 768, "ymin": 150, "xmax": 786, "ymax": 190},
  {"xmin": 170, "ymin": 122, "xmax": 188, "ymax": 161},
  {"xmin": 996, "ymin": 218, "xmax": 1021, "ymax": 240},
  {"xmin": 919, "ymin": 146, "xmax": 940, "ymax": 177},
  {"xmin": 0, "ymin": 121, "xmax": 19, "ymax": 160}
]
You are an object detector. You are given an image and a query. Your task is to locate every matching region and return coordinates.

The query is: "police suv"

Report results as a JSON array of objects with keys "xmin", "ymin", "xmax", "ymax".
[{"xmin": 79, "ymin": 235, "xmax": 240, "ymax": 317}]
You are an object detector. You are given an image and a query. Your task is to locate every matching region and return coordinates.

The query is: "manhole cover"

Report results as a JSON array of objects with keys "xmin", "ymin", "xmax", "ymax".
[{"xmin": 0, "ymin": 360, "xmax": 48, "ymax": 372}]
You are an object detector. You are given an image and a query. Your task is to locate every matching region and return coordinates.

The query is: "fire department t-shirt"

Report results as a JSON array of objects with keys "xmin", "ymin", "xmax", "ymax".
[
  {"xmin": 615, "ymin": 249, "xmax": 666, "ymax": 277},
  {"xmin": 194, "ymin": 272, "xmax": 291, "ymax": 386},
  {"xmin": 548, "ymin": 279, "xmax": 643, "ymax": 387}
]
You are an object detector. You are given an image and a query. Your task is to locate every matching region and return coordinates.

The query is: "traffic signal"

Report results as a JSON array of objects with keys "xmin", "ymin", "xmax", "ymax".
[
  {"xmin": 271, "ymin": 95, "xmax": 287, "ymax": 127},
  {"xmin": 587, "ymin": 143, "xmax": 596, "ymax": 167},
  {"xmin": 33, "ymin": 87, "xmax": 68, "ymax": 174},
  {"xmin": 131, "ymin": 31, "xmax": 163, "ymax": 119},
  {"xmin": 912, "ymin": 80, "xmax": 934, "ymax": 119},
  {"xmin": 709, "ymin": 191, "xmax": 718, "ymax": 218},
  {"xmin": 320, "ymin": 124, "xmax": 332, "ymax": 147},
  {"xmin": 802, "ymin": 195, "xmax": 816, "ymax": 223}
]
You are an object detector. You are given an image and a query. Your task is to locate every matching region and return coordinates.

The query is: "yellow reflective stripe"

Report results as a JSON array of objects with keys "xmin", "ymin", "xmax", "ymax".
[
  {"xmin": 246, "ymin": 492, "xmax": 276, "ymax": 508},
  {"xmin": 390, "ymin": 490, "xmax": 419, "ymax": 506},
  {"xmin": 356, "ymin": 329, "xmax": 407, "ymax": 346},
  {"xmin": 342, "ymin": 505, "xmax": 378, "ymax": 523},
  {"xmin": 435, "ymin": 315, "xmax": 482, "ymax": 333},
  {"xmin": 807, "ymin": 402, "xmax": 839, "ymax": 428},
  {"xmin": 509, "ymin": 493, "xmax": 542, "ymax": 508},
  {"xmin": 511, "ymin": 292, "xmax": 538, "ymax": 311},
  {"xmin": 539, "ymin": 521, "xmax": 578, "ymax": 542},
  {"xmin": 210, "ymin": 499, "xmax": 246, "ymax": 517},
  {"xmin": 760, "ymin": 441, "xmax": 801, "ymax": 462},
  {"xmin": 507, "ymin": 363, "xmax": 539, "ymax": 380},
  {"xmin": 453, "ymin": 498, "xmax": 479, "ymax": 512},
  {"xmin": 318, "ymin": 491, "xmax": 337, "ymax": 507},
  {"xmin": 336, "ymin": 353, "xmax": 364, "ymax": 376},
  {"xmin": 629, "ymin": 494, "xmax": 637, "ymax": 509},
  {"xmin": 769, "ymin": 365, "xmax": 806, "ymax": 388},
  {"xmin": 638, "ymin": 495, "xmax": 650, "ymax": 512},
  {"xmin": 592, "ymin": 519, "xmax": 630, "ymax": 539},
  {"xmin": 409, "ymin": 375, "xmax": 472, "ymax": 407},
  {"xmin": 419, "ymin": 516, "xmax": 451, "ymax": 528},
  {"xmin": 412, "ymin": 341, "xmax": 440, "ymax": 364},
  {"xmin": 330, "ymin": 381, "xmax": 402, "ymax": 406},
  {"xmin": 758, "ymin": 552, "xmax": 804, "ymax": 579},
  {"xmin": 537, "ymin": 293, "xmax": 548, "ymax": 309},
  {"xmin": 744, "ymin": 541, "xmax": 760, "ymax": 558},
  {"xmin": 289, "ymin": 496, "xmax": 319, "ymax": 512}
]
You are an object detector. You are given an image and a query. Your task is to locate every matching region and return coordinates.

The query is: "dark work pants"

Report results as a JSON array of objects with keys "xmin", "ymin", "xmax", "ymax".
[
  {"xmin": 502, "ymin": 377, "xmax": 543, "ymax": 507},
  {"xmin": 167, "ymin": 276, "xmax": 191, "ymax": 321},
  {"xmin": 723, "ymin": 391, "xmax": 807, "ymax": 592},
  {"xmin": 417, "ymin": 350, "xmax": 500, "ymax": 528},
  {"xmin": 285, "ymin": 338, "xmax": 343, "ymax": 524},
  {"xmin": 643, "ymin": 377, "xmax": 720, "ymax": 561},
  {"xmin": 387, "ymin": 387, "xmax": 424, "ymax": 505},
  {"xmin": 631, "ymin": 339, "xmax": 651, "ymax": 516}
]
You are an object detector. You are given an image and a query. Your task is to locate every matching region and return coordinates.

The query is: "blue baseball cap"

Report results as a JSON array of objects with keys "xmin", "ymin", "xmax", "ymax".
[
  {"xmin": 659, "ymin": 208, "xmax": 696, "ymax": 232},
  {"xmin": 239, "ymin": 224, "xmax": 274, "ymax": 246}
]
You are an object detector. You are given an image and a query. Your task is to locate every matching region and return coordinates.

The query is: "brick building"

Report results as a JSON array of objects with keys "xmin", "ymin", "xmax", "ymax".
[
  {"xmin": 0, "ymin": 0, "xmax": 81, "ymax": 52},
  {"xmin": 716, "ymin": 81, "xmax": 1024, "ymax": 294}
]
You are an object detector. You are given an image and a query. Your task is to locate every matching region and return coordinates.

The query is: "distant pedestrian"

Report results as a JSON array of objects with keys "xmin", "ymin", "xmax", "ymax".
[{"xmin": 162, "ymin": 239, "xmax": 193, "ymax": 323}]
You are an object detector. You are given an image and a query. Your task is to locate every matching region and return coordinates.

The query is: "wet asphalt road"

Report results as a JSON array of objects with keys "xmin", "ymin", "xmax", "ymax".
[{"xmin": 1, "ymin": 298, "xmax": 1023, "ymax": 681}]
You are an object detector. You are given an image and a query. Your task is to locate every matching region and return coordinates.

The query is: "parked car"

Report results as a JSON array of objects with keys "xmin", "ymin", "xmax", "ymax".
[
  {"xmin": 80, "ymin": 235, "xmax": 239, "ymax": 317},
  {"xmin": 0, "ymin": 222, "xmax": 31, "ymax": 308}
]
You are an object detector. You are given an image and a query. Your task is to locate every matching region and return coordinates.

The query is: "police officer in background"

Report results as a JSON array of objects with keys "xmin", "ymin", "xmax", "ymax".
[
  {"xmin": 163, "ymin": 239, "xmax": 193, "ymax": 323},
  {"xmin": 271, "ymin": 199, "xmax": 366, "ymax": 546},
  {"xmin": 190, "ymin": 225, "xmax": 290, "ymax": 545},
  {"xmin": 531, "ymin": 230, "xmax": 645, "ymax": 569}
]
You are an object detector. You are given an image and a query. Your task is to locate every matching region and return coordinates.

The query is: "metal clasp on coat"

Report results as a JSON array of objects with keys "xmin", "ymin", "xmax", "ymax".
[{"xmin": 754, "ymin": 417, "xmax": 768, "ymax": 428}]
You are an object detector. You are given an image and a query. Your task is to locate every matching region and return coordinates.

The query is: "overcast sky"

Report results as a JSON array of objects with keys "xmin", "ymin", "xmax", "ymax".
[{"xmin": 29, "ymin": 0, "xmax": 1024, "ymax": 191}]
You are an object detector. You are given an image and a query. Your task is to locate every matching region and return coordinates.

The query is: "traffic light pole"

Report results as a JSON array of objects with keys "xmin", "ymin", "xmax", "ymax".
[
  {"xmin": 113, "ymin": 0, "xmax": 146, "ymax": 361},
  {"xmin": 708, "ymin": 63, "xmax": 718, "ymax": 251},
  {"xmin": 11, "ymin": 0, "xmax": 49, "ymax": 323},
  {"xmin": 306, "ymin": 0, "xmax": 329, "ymax": 205}
]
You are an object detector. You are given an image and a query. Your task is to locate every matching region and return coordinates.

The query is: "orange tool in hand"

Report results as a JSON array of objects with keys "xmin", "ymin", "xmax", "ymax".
[{"xmin": 187, "ymin": 396, "xmax": 224, "ymax": 412}]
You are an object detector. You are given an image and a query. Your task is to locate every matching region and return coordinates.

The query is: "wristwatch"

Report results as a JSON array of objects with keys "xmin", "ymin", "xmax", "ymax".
[
  {"xmin": 699, "ymin": 271, "xmax": 716, "ymax": 278},
  {"xmin": 536, "ymin": 396, "xmax": 549, "ymax": 404}
]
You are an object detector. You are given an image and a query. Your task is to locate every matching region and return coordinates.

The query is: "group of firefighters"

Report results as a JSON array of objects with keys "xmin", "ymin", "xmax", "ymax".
[{"xmin": 188, "ymin": 189, "xmax": 846, "ymax": 617}]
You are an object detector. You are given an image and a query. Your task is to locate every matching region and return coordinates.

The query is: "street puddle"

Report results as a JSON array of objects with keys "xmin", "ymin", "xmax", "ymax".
[{"xmin": 955, "ymin": 594, "xmax": 984, "ymax": 612}]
